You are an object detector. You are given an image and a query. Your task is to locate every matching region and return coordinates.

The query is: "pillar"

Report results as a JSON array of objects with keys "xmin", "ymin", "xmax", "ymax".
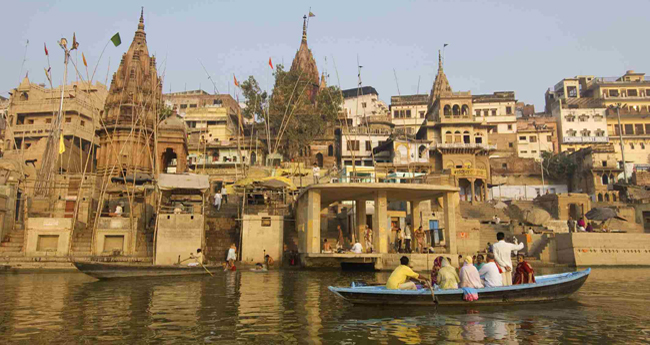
[
  {"xmin": 372, "ymin": 190, "xmax": 389, "ymax": 253},
  {"xmin": 443, "ymin": 191, "xmax": 458, "ymax": 255},
  {"xmin": 306, "ymin": 189, "xmax": 321, "ymax": 254},
  {"xmin": 410, "ymin": 200, "xmax": 421, "ymax": 231},
  {"xmin": 355, "ymin": 200, "xmax": 366, "ymax": 249},
  {"xmin": 469, "ymin": 178, "xmax": 476, "ymax": 204}
]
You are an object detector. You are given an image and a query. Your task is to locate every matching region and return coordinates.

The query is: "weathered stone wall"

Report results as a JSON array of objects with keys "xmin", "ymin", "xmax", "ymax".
[
  {"xmin": 155, "ymin": 214, "xmax": 203, "ymax": 265},
  {"xmin": 633, "ymin": 171, "xmax": 650, "ymax": 186},
  {"xmin": 556, "ymin": 233, "xmax": 650, "ymax": 266},
  {"xmin": 241, "ymin": 213, "xmax": 283, "ymax": 265},
  {"xmin": 204, "ymin": 215, "xmax": 239, "ymax": 264}
]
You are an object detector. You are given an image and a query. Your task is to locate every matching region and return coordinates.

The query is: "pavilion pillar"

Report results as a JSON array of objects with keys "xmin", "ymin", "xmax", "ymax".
[
  {"xmin": 443, "ymin": 191, "xmax": 458, "ymax": 255},
  {"xmin": 470, "ymin": 178, "xmax": 476, "ymax": 204},
  {"xmin": 307, "ymin": 189, "xmax": 321, "ymax": 254},
  {"xmin": 355, "ymin": 200, "xmax": 366, "ymax": 249},
  {"xmin": 410, "ymin": 199, "xmax": 421, "ymax": 231},
  {"xmin": 372, "ymin": 190, "xmax": 389, "ymax": 253}
]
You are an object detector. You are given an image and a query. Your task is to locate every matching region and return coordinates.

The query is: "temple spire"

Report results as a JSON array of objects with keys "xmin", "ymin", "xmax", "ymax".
[
  {"xmin": 138, "ymin": 7, "xmax": 145, "ymax": 31},
  {"xmin": 438, "ymin": 50, "xmax": 442, "ymax": 69},
  {"xmin": 429, "ymin": 49, "xmax": 452, "ymax": 105},
  {"xmin": 302, "ymin": 15, "xmax": 307, "ymax": 42}
]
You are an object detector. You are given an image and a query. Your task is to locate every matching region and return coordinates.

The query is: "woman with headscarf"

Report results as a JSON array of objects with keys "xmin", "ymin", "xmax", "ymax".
[
  {"xmin": 459, "ymin": 255, "xmax": 484, "ymax": 289},
  {"xmin": 436, "ymin": 258, "xmax": 460, "ymax": 290},
  {"xmin": 513, "ymin": 254, "xmax": 536, "ymax": 285},
  {"xmin": 430, "ymin": 256, "xmax": 444, "ymax": 284}
]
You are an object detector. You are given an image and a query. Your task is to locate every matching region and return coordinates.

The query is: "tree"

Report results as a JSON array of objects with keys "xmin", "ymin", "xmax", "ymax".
[
  {"xmin": 159, "ymin": 104, "xmax": 174, "ymax": 121},
  {"xmin": 541, "ymin": 151, "xmax": 575, "ymax": 182},
  {"xmin": 240, "ymin": 76, "xmax": 268, "ymax": 120},
  {"xmin": 242, "ymin": 64, "xmax": 342, "ymax": 159}
]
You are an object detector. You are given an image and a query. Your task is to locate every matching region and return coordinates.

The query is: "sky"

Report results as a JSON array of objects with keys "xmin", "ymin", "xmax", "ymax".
[{"xmin": 2, "ymin": 0, "xmax": 650, "ymax": 111}]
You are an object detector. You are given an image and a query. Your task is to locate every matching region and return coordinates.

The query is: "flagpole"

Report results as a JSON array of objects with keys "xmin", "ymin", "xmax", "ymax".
[
  {"xmin": 18, "ymin": 39, "xmax": 29, "ymax": 85},
  {"xmin": 306, "ymin": 7, "xmax": 311, "ymax": 30},
  {"xmin": 90, "ymin": 40, "xmax": 111, "ymax": 84}
]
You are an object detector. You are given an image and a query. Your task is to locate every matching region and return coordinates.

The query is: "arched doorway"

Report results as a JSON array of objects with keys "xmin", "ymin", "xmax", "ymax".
[
  {"xmin": 316, "ymin": 153, "xmax": 324, "ymax": 168},
  {"xmin": 161, "ymin": 148, "xmax": 177, "ymax": 173},
  {"xmin": 250, "ymin": 152, "xmax": 257, "ymax": 166}
]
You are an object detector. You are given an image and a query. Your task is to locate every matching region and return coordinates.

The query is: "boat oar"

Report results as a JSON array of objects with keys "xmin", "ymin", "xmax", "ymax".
[
  {"xmin": 200, "ymin": 262, "xmax": 214, "ymax": 277},
  {"xmin": 427, "ymin": 280, "xmax": 439, "ymax": 307}
]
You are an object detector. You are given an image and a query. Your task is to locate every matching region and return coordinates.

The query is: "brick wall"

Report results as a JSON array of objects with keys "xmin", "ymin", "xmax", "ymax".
[{"xmin": 204, "ymin": 215, "xmax": 239, "ymax": 264}]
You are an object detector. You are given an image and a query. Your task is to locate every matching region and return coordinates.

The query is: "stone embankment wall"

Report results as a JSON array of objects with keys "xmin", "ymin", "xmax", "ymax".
[
  {"xmin": 204, "ymin": 216, "xmax": 239, "ymax": 264},
  {"xmin": 556, "ymin": 233, "xmax": 650, "ymax": 266}
]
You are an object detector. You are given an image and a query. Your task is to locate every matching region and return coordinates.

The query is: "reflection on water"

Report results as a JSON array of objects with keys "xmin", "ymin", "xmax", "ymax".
[{"xmin": 1, "ymin": 267, "xmax": 650, "ymax": 344}]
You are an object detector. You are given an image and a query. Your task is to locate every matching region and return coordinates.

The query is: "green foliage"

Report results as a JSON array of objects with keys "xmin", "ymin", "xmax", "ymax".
[
  {"xmin": 541, "ymin": 151, "xmax": 575, "ymax": 182},
  {"xmin": 242, "ymin": 64, "xmax": 343, "ymax": 158},
  {"xmin": 240, "ymin": 76, "xmax": 268, "ymax": 120},
  {"xmin": 159, "ymin": 104, "xmax": 174, "ymax": 121}
]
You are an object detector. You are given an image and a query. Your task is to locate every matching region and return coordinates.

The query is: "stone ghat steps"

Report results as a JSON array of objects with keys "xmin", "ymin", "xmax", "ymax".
[{"xmin": 0, "ymin": 231, "xmax": 25, "ymax": 253}]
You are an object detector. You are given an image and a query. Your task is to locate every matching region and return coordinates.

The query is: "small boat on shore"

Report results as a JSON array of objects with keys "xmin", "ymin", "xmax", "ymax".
[
  {"xmin": 329, "ymin": 268, "xmax": 590, "ymax": 306},
  {"xmin": 73, "ymin": 262, "xmax": 219, "ymax": 280}
]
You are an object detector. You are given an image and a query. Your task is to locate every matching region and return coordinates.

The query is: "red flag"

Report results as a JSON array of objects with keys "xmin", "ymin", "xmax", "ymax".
[
  {"xmin": 268, "ymin": 57, "xmax": 273, "ymax": 70},
  {"xmin": 44, "ymin": 43, "xmax": 48, "ymax": 56},
  {"xmin": 233, "ymin": 74, "xmax": 239, "ymax": 87}
]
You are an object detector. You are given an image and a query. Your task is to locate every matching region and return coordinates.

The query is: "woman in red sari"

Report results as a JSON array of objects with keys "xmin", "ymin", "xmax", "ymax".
[
  {"xmin": 513, "ymin": 254, "xmax": 536, "ymax": 285},
  {"xmin": 430, "ymin": 256, "xmax": 444, "ymax": 284}
]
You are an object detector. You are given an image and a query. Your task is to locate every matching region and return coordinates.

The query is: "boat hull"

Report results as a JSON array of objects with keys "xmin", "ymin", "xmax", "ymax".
[
  {"xmin": 328, "ymin": 269, "xmax": 590, "ymax": 306},
  {"xmin": 73, "ymin": 262, "xmax": 216, "ymax": 280}
]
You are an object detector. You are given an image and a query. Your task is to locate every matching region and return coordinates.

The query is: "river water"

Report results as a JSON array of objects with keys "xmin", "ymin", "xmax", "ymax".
[{"xmin": 0, "ymin": 267, "xmax": 649, "ymax": 344}]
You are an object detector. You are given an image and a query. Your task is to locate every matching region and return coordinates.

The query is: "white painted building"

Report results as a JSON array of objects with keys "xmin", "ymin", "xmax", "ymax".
[
  {"xmin": 390, "ymin": 94, "xmax": 428, "ymax": 136},
  {"xmin": 341, "ymin": 86, "xmax": 389, "ymax": 127},
  {"xmin": 490, "ymin": 184, "xmax": 568, "ymax": 201}
]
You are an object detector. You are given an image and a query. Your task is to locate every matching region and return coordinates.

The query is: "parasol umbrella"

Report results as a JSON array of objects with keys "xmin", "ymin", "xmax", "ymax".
[{"xmin": 585, "ymin": 207, "xmax": 626, "ymax": 221}]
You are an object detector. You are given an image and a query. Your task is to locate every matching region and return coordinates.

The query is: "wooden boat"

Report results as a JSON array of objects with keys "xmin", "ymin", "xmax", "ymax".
[
  {"xmin": 73, "ymin": 262, "xmax": 219, "ymax": 280},
  {"xmin": 328, "ymin": 268, "xmax": 590, "ymax": 306}
]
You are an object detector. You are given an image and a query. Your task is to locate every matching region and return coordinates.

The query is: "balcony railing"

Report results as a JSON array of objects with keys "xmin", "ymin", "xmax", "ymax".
[
  {"xmin": 451, "ymin": 168, "xmax": 488, "ymax": 179},
  {"xmin": 432, "ymin": 142, "xmax": 497, "ymax": 150}
]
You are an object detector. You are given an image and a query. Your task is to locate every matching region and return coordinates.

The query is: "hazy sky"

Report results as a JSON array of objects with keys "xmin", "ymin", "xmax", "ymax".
[{"xmin": 2, "ymin": 0, "xmax": 649, "ymax": 110}]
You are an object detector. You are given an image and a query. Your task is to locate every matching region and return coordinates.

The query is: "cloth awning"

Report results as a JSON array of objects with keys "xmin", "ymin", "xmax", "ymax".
[{"xmin": 157, "ymin": 173, "xmax": 210, "ymax": 192}]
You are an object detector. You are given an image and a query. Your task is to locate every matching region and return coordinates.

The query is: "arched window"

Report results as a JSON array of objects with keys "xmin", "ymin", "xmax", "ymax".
[
  {"xmin": 20, "ymin": 92, "xmax": 28, "ymax": 101},
  {"xmin": 630, "ymin": 143, "xmax": 635, "ymax": 150},
  {"xmin": 327, "ymin": 145, "xmax": 333, "ymax": 157},
  {"xmin": 418, "ymin": 145, "xmax": 427, "ymax": 159},
  {"xmin": 452, "ymin": 105, "xmax": 460, "ymax": 116},
  {"xmin": 474, "ymin": 132, "xmax": 483, "ymax": 144},
  {"xmin": 605, "ymin": 193, "xmax": 610, "ymax": 202},
  {"xmin": 461, "ymin": 105, "xmax": 470, "ymax": 117},
  {"xmin": 463, "ymin": 131, "xmax": 471, "ymax": 144},
  {"xmin": 598, "ymin": 193, "xmax": 603, "ymax": 202},
  {"xmin": 602, "ymin": 173, "xmax": 609, "ymax": 185},
  {"xmin": 612, "ymin": 193, "xmax": 617, "ymax": 202},
  {"xmin": 445, "ymin": 131, "xmax": 452, "ymax": 142},
  {"xmin": 443, "ymin": 105, "xmax": 451, "ymax": 116},
  {"xmin": 454, "ymin": 131, "xmax": 462, "ymax": 143}
]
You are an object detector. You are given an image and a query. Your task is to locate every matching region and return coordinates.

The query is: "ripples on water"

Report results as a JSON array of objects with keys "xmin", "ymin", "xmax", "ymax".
[{"xmin": 0, "ymin": 267, "xmax": 649, "ymax": 344}]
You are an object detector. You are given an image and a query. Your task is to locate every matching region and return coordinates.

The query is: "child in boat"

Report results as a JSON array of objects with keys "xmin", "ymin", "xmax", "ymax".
[{"xmin": 513, "ymin": 254, "xmax": 536, "ymax": 284}]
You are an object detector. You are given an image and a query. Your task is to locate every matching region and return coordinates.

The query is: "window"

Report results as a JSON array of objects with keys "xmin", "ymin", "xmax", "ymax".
[
  {"xmin": 532, "ymin": 150, "xmax": 537, "ymax": 154},
  {"xmin": 475, "ymin": 110, "xmax": 481, "ymax": 116},
  {"xmin": 530, "ymin": 136, "xmax": 537, "ymax": 143},
  {"xmin": 80, "ymin": 120, "xmax": 85, "ymax": 127},
  {"xmin": 520, "ymin": 150, "xmax": 528, "ymax": 154},
  {"xmin": 602, "ymin": 161, "xmax": 607, "ymax": 167},
  {"xmin": 508, "ymin": 142, "xmax": 514, "ymax": 148},
  {"xmin": 646, "ymin": 124, "xmax": 650, "ymax": 134},
  {"xmin": 347, "ymin": 140, "xmax": 360, "ymax": 151},
  {"xmin": 261, "ymin": 217, "xmax": 272, "ymax": 227},
  {"xmin": 46, "ymin": 118, "xmax": 52, "ymax": 124},
  {"xmin": 625, "ymin": 124, "xmax": 634, "ymax": 135},
  {"xmin": 628, "ymin": 89, "xmax": 638, "ymax": 97},
  {"xmin": 578, "ymin": 114, "xmax": 589, "ymax": 122},
  {"xmin": 595, "ymin": 129, "xmax": 605, "ymax": 137},
  {"xmin": 547, "ymin": 135, "xmax": 552, "ymax": 141},
  {"xmin": 609, "ymin": 89, "xmax": 619, "ymax": 97},
  {"xmin": 636, "ymin": 124, "xmax": 645, "ymax": 135},
  {"xmin": 463, "ymin": 131, "xmax": 471, "ymax": 144},
  {"xmin": 565, "ymin": 115, "xmax": 575, "ymax": 122},
  {"xmin": 27, "ymin": 119, "xmax": 34, "ymax": 124},
  {"xmin": 630, "ymin": 143, "xmax": 635, "ymax": 150},
  {"xmin": 362, "ymin": 102, "xmax": 367, "ymax": 108},
  {"xmin": 406, "ymin": 110, "xmax": 411, "ymax": 118},
  {"xmin": 508, "ymin": 124, "xmax": 513, "ymax": 130},
  {"xmin": 475, "ymin": 137, "xmax": 483, "ymax": 144},
  {"xmin": 502, "ymin": 163, "xmax": 508, "ymax": 169},
  {"xmin": 445, "ymin": 131, "xmax": 452, "ymax": 143},
  {"xmin": 581, "ymin": 129, "xmax": 591, "ymax": 137},
  {"xmin": 593, "ymin": 115, "xmax": 603, "ymax": 122},
  {"xmin": 65, "ymin": 117, "xmax": 71, "ymax": 123},
  {"xmin": 519, "ymin": 136, "xmax": 527, "ymax": 141},
  {"xmin": 189, "ymin": 104, "xmax": 198, "ymax": 108},
  {"xmin": 646, "ymin": 89, "xmax": 650, "ymax": 97},
  {"xmin": 454, "ymin": 131, "xmax": 462, "ymax": 143},
  {"xmin": 567, "ymin": 86, "xmax": 578, "ymax": 98},
  {"xmin": 365, "ymin": 141, "xmax": 371, "ymax": 151},
  {"xmin": 419, "ymin": 111, "xmax": 425, "ymax": 118},
  {"xmin": 483, "ymin": 110, "xmax": 490, "ymax": 117},
  {"xmin": 180, "ymin": 104, "xmax": 188, "ymax": 109},
  {"xmin": 393, "ymin": 110, "xmax": 399, "ymax": 118},
  {"xmin": 491, "ymin": 109, "xmax": 497, "ymax": 116},
  {"xmin": 506, "ymin": 106, "xmax": 512, "ymax": 114},
  {"xmin": 615, "ymin": 125, "xmax": 621, "ymax": 135},
  {"xmin": 642, "ymin": 143, "xmax": 646, "ymax": 149}
]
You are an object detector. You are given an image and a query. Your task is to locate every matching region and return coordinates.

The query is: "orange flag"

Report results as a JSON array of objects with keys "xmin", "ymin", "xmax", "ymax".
[
  {"xmin": 233, "ymin": 74, "xmax": 239, "ymax": 87},
  {"xmin": 82, "ymin": 52, "xmax": 87, "ymax": 67},
  {"xmin": 268, "ymin": 57, "xmax": 273, "ymax": 70},
  {"xmin": 44, "ymin": 43, "xmax": 48, "ymax": 56}
]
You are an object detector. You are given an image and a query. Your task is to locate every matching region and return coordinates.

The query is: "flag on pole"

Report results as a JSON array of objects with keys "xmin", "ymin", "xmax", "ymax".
[
  {"xmin": 59, "ymin": 134, "xmax": 66, "ymax": 154},
  {"xmin": 268, "ymin": 57, "xmax": 273, "ymax": 70},
  {"xmin": 82, "ymin": 52, "xmax": 87, "ymax": 67},
  {"xmin": 44, "ymin": 68, "xmax": 52, "ymax": 84},
  {"xmin": 44, "ymin": 43, "xmax": 49, "ymax": 56},
  {"xmin": 110, "ymin": 33, "xmax": 121, "ymax": 47},
  {"xmin": 72, "ymin": 32, "xmax": 79, "ymax": 50},
  {"xmin": 444, "ymin": 43, "xmax": 448, "ymax": 47},
  {"xmin": 233, "ymin": 74, "xmax": 239, "ymax": 87},
  {"xmin": 309, "ymin": 11, "xmax": 315, "ymax": 17}
]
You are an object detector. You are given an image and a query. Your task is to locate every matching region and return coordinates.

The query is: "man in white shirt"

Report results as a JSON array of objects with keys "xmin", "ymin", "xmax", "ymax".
[
  {"xmin": 214, "ymin": 191, "xmax": 222, "ymax": 211},
  {"xmin": 350, "ymin": 241, "xmax": 363, "ymax": 254},
  {"xmin": 312, "ymin": 163, "xmax": 320, "ymax": 184},
  {"xmin": 114, "ymin": 203, "xmax": 124, "ymax": 217},
  {"xmin": 221, "ymin": 185, "xmax": 228, "ymax": 204},
  {"xmin": 492, "ymin": 232, "xmax": 524, "ymax": 286},
  {"xmin": 479, "ymin": 253, "xmax": 503, "ymax": 287},
  {"xmin": 404, "ymin": 223, "xmax": 412, "ymax": 253}
]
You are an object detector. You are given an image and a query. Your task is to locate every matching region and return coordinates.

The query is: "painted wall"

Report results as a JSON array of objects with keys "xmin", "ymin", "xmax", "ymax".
[
  {"xmin": 490, "ymin": 184, "xmax": 568, "ymax": 200},
  {"xmin": 556, "ymin": 233, "xmax": 650, "ymax": 266},
  {"xmin": 155, "ymin": 214, "xmax": 203, "ymax": 265},
  {"xmin": 241, "ymin": 213, "xmax": 283, "ymax": 265}
]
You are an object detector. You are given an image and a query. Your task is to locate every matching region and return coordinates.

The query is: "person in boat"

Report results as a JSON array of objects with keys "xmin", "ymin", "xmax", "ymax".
[
  {"xmin": 386, "ymin": 256, "xmax": 428, "ymax": 290},
  {"xmin": 429, "ymin": 256, "xmax": 444, "ymax": 284},
  {"xmin": 513, "ymin": 254, "xmax": 536, "ymax": 285},
  {"xmin": 350, "ymin": 241, "xmax": 363, "ymax": 254},
  {"xmin": 492, "ymin": 232, "xmax": 524, "ymax": 286},
  {"xmin": 437, "ymin": 258, "xmax": 460, "ymax": 290},
  {"xmin": 322, "ymin": 239, "xmax": 333, "ymax": 253},
  {"xmin": 225, "ymin": 243, "xmax": 237, "ymax": 271},
  {"xmin": 474, "ymin": 254, "xmax": 486, "ymax": 270},
  {"xmin": 479, "ymin": 253, "xmax": 503, "ymax": 287},
  {"xmin": 460, "ymin": 256, "xmax": 484, "ymax": 289},
  {"xmin": 188, "ymin": 248, "xmax": 203, "ymax": 267}
]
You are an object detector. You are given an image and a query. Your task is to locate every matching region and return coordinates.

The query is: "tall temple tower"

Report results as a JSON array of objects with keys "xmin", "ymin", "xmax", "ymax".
[
  {"xmin": 290, "ymin": 15, "xmax": 321, "ymax": 102},
  {"xmin": 97, "ymin": 9, "xmax": 162, "ymax": 176}
]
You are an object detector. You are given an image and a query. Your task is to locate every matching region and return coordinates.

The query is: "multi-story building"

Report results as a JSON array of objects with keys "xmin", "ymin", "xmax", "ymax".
[
  {"xmin": 389, "ymin": 94, "xmax": 428, "ymax": 136},
  {"xmin": 341, "ymin": 86, "xmax": 389, "ymax": 128},
  {"xmin": 339, "ymin": 117, "xmax": 392, "ymax": 168},
  {"xmin": 4, "ymin": 77, "xmax": 107, "ymax": 173},
  {"xmin": 569, "ymin": 145, "xmax": 622, "ymax": 202},
  {"xmin": 417, "ymin": 53, "xmax": 493, "ymax": 203},
  {"xmin": 163, "ymin": 90, "xmax": 240, "ymax": 118},
  {"xmin": 472, "ymin": 91, "xmax": 517, "ymax": 157},
  {"xmin": 550, "ymin": 97, "xmax": 608, "ymax": 153},
  {"xmin": 516, "ymin": 117, "xmax": 558, "ymax": 159}
]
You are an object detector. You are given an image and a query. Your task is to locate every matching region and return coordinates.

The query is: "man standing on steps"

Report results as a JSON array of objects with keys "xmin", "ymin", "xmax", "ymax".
[
  {"xmin": 492, "ymin": 232, "xmax": 524, "ymax": 286},
  {"xmin": 214, "ymin": 190, "xmax": 222, "ymax": 211},
  {"xmin": 221, "ymin": 184, "xmax": 228, "ymax": 205},
  {"xmin": 312, "ymin": 163, "xmax": 320, "ymax": 184}
]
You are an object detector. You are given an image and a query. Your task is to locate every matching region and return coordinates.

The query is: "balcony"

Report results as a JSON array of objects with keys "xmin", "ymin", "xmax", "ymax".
[{"xmin": 11, "ymin": 122, "xmax": 96, "ymax": 140}]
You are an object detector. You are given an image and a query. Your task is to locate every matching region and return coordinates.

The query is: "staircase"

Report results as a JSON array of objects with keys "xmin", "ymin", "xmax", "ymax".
[
  {"xmin": 70, "ymin": 222, "xmax": 93, "ymax": 257},
  {"xmin": 0, "ymin": 226, "xmax": 25, "ymax": 256}
]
